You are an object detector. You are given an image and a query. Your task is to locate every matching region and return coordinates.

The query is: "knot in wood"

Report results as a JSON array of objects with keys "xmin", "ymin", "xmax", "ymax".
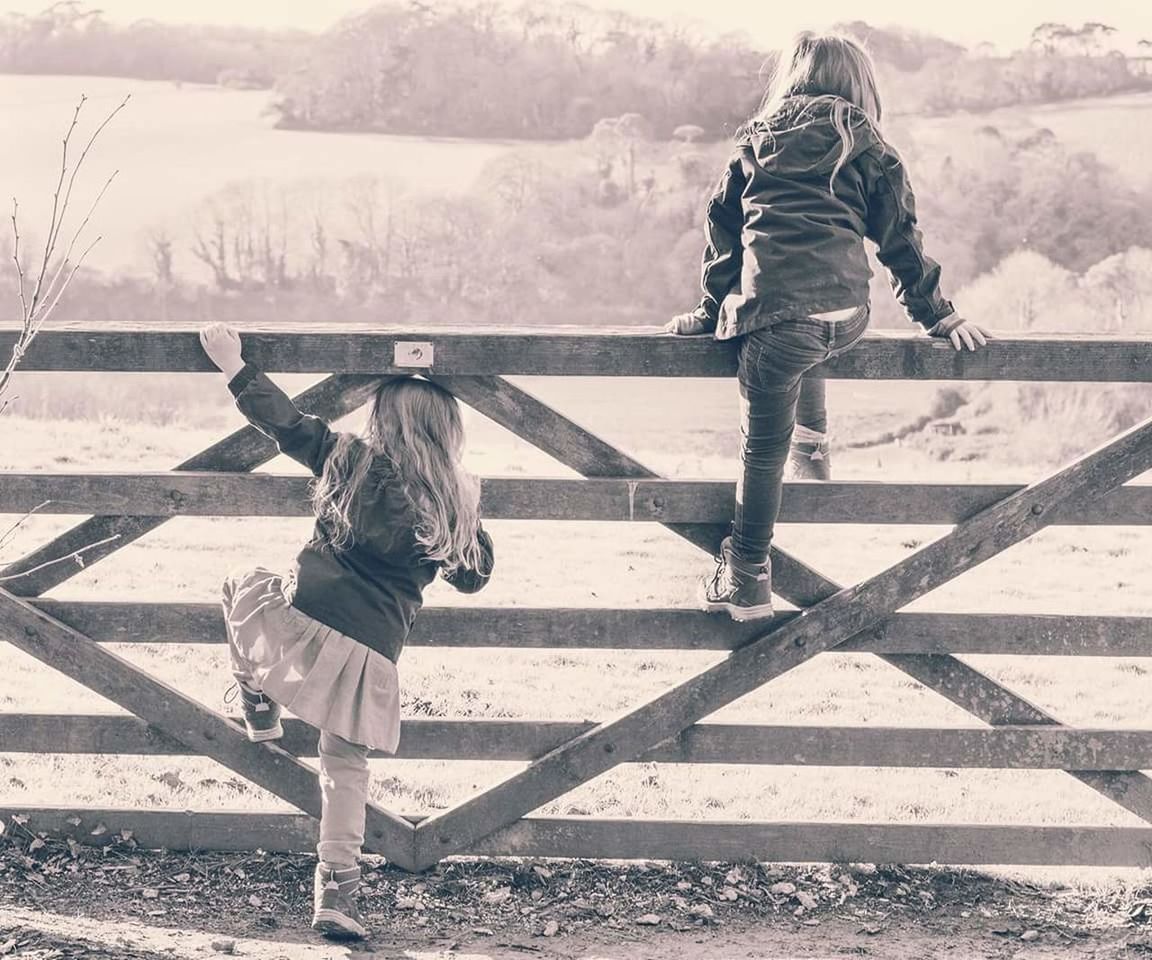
[
  {"xmin": 24, "ymin": 625, "xmax": 39, "ymax": 639},
  {"xmin": 794, "ymin": 635, "xmax": 807, "ymax": 648},
  {"xmin": 1031, "ymin": 503, "xmax": 1045, "ymax": 516},
  {"xmin": 167, "ymin": 489, "xmax": 188, "ymax": 511}
]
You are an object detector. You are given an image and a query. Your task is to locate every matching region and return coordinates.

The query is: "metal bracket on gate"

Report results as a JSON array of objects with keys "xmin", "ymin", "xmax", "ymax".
[{"xmin": 395, "ymin": 341, "xmax": 434, "ymax": 368}]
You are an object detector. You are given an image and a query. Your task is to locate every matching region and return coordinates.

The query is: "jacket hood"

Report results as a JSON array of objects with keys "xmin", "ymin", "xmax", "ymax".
[{"xmin": 738, "ymin": 95, "xmax": 879, "ymax": 176}]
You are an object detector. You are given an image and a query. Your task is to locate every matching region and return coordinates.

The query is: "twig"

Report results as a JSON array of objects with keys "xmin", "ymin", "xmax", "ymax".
[
  {"xmin": 37, "ymin": 232, "xmax": 102, "ymax": 325},
  {"xmin": 0, "ymin": 501, "xmax": 50, "ymax": 554},
  {"xmin": 0, "ymin": 534, "xmax": 120, "ymax": 583},
  {"xmin": 10, "ymin": 198, "xmax": 28, "ymax": 319},
  {"xmin": 1, "ymin": 94, "xmax": 127, "ymax": 414},
  {"xmin": 28, "ymin": 93, "xmax": 128, "ymax": 317},
  {"xmin": 42, "ymin": 169, "xmax": 118, "ymax": 307},
  {"xmin": 27, "ymin": 96, "xmax": 84, "ymax": 316}
]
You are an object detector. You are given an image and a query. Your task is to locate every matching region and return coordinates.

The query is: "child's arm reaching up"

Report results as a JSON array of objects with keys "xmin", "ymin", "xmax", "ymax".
[
  {"xmin": 199, "ymin": 322, "xmax": 340, "ymax": 477},
  {"xmin": 666, "ymin": 152, "xmax": 747, "ymax": 336}
]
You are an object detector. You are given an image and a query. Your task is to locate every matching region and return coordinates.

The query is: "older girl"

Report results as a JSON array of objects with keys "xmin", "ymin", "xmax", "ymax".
[{"xmin": 669, "ymin": 32, "xmax": 988, "ymax": 620}]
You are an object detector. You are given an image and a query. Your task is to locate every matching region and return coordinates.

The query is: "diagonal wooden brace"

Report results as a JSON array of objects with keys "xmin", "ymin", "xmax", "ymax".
[
  {"xmin": 0, "ymin": 587, "xmax": 419, "ymax": 870},
  {"xmin": 414, "ymin": 376, "xmax": 1152, "ymax": 868},
  {"xmin": 446, "ymin": 376, "xmax": 1152, "ymax": 819},
  {"xmin": 2, "ymin": 374, "xmax": 386, "ymax": 596}
]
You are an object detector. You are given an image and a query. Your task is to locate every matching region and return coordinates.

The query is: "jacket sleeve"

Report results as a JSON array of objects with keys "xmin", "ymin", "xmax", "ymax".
[
  {"xmin": 228, "ymin": 363, "xmax": 339, "ymax": 477},
  {"xmin": 689, "ymin": 151, "xmax": 747, "ymax": 330},
  {"xmin": 860, "ymin": 144, "xmax": 955, "ymax": 330},
  {"xmin": 442, "ymin": 525, "xmax": 495, "ymax": 595}
]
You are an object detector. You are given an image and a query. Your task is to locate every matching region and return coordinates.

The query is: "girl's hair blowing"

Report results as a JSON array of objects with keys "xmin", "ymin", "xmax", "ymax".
[
  {"xmin": 312, "ymin": 377, "xmax": 484, "ymax": 573},
  {"xmin": 753, "ymin": 31, "xmax": 884, "ymax": 191}
]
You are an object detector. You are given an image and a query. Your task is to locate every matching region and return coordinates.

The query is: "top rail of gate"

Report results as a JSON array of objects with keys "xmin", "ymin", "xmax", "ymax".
[{"xmin": 6, "ymin": 324, "xmax": 1152, "ymax": 380}]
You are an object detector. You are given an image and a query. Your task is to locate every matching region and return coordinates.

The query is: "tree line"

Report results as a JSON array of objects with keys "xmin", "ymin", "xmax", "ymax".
[{"xmin": 3, "ymin": 3, "xmax": 1151, "ymax": 137}]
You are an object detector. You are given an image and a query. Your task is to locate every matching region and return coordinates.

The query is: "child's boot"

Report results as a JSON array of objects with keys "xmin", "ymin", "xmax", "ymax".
[
  {"xmin": 312, "ymin": 864, "xmax": 367, "ymax": 940},
  {"xmin": 701, "ymin": 537, "xmax": 774, "ymax": 621},
  {"xmin": 785, "ymin": 427, "xmax": 831, "ymax": 481},
  {"xmin": 231, "ymin": 681, "xmax": 283, "ymax": 742}
]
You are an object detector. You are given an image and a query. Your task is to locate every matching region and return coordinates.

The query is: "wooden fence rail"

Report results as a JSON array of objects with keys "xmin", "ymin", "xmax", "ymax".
[
  {"xmin": 2, "ymin": 327, "xmax": 1151, "ymax": 870},
  {"xmin": 3, "ymin": 473, "xmax": 1152, "ymax": 524}
]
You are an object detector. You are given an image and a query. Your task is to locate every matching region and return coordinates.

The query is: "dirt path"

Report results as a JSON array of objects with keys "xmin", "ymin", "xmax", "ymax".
[
  {"xmin": 3, "ymin": 904, "xmax": 1148, "ymax": 960},
  {"xmin": 2, "ymin": 838, "xmax": 1149, "ymax": 960}
]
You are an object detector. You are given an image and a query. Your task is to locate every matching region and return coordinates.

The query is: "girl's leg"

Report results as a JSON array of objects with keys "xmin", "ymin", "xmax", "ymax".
[
  {"xmin": 221, "ymin": 571, "xmax": 258, "ymax": 686},
  {"xmin": 317, "ymin": 730, "xmax": 371, "ymax": 868},
  {"xmin": 795, "ymin": 375, "xmax": 827, "ymax": 435},
  {"xmin": 732, "ymin": 327, "xmax": 829, "ymax": 567},
  {"xmin": 313, "ymin": 730, "xmax": 370, "ymax": 938},
  {"xmin": 788, "ymin": 375, "xmax": 832, "ymax": 481}
]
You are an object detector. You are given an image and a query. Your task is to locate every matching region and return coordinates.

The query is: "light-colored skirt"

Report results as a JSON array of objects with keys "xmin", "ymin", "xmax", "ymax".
[{"xmin": 222, "ymin": 567, "xmax": 401, "ymax": 753}]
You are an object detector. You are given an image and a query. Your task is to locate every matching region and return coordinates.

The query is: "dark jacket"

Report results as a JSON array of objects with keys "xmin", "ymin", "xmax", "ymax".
[
  {"xmin": 228, "ymin": 363, "xmax": 494, "ymax": 662},
  {"xmin": 688, "ymin": 95, "xmax": 955, "ymax": 340}
]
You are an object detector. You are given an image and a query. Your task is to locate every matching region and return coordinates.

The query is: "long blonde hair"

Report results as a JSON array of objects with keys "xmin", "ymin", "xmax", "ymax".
[
  {"xmin": 752, "ymin": 32, "xmax": 884, "ymax": 191},
  {"xmin": 312, "ymin": 377, "xmax": 484, "ymax": 573}
]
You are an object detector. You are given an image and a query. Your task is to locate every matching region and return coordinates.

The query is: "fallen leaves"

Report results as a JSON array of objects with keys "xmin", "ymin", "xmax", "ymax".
[{"xmin": 0, "ymin": 822, "xmax": 1123, "ymax": 950}]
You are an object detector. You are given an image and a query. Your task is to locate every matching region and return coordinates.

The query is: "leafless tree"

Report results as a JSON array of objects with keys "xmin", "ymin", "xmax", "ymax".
[
  {"xmin": 2, "ymin": 92, "xmax": 128, "ymax": 415},
  {"xmin": 1, "ymin": 93, "xmax": 127, "ymax": 579}
]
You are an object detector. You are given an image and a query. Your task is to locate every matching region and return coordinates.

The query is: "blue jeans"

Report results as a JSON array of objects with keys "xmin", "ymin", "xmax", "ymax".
[{"xmin": 732, "ymin": 306, "xmax": 870, "ymax": 566}]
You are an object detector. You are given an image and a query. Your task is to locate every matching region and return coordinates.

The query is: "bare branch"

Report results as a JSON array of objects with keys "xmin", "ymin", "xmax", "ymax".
[
  {"xmin": 1, "ymin": 94, "xmax": 127, "ymax": 414},
  {"xmin": 37, "ymin": 232, "xmax": 102, "ymax": 325},
  {"xmin": 10, "ymin": 198, "xmax": 28, "ymax": 320},
  {"xmin": 42, "ymin": 168, "xmax": 118, "ymax": 306},
  {"xmin": 0, "ymin": 534, "xmax": 120, "ymax": 583},
  {"xmin": 27, "ymin": 95, "xmax": 85, "ymax": 317},
  {"xmin": 0, "ymin": 501, "xmax": 50, "ymax": 554},
  {"xmin": 29, "ymin": 93, "xmax": 129, "ymax": 317}
]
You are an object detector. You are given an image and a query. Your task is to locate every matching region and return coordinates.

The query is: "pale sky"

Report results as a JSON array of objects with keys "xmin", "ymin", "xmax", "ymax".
[{"xmin": 3, "ymin": 0, "xmax": 1152, "ymax": 51}]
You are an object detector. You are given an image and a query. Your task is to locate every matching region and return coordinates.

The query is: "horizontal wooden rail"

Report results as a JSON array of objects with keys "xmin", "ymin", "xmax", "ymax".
[
  {"xmin": 5, "ymin": 473, "xmax": 1151, "ymax": 524},
  {"xmin": 5, "ymin": 715, "xmax": 1152, "ymax": 770},
  {"xmin": 4, "ymin": 807, "xmax": 1150, "ymax": 865},
  {"xmin": 27, "ymin": 601, "xmax": 1152, "ymax": 655},
  {"xmin": 9, "ymin": 327, "xmax": 1152, "ymax": 380}
]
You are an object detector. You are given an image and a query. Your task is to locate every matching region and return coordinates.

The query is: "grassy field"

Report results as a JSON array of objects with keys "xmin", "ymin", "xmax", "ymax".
[
  {"xmin": 2, "ymin": 370, "xmax": 1150, "ymax": 883},
  {"xmin": 4, "ymin": 75, "xmax": 1152, "ymax": 277}
]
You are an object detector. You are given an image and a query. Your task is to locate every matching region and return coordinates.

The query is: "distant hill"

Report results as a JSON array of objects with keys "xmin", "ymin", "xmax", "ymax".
[{"xmin": 2, "ymin": 4, "xmax": 1150, "ymax": 138}]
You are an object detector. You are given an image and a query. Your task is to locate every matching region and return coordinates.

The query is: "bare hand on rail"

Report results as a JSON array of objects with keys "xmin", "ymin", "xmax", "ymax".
[
  {"xmin": 664, "ymin": 312, "xmax": 713, "ymax": 336},
  {"xmin": 928, "ymin": 315, "xmax": 990, "ymax": 352},
  {"xmin": 199, "ymin": 322, "xmax": 246, "ymax": 381}
]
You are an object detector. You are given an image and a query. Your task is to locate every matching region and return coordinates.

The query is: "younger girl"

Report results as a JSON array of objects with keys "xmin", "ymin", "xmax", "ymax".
[
  {"xmin": 200, "ymin": 323, "xmax": 494, "ymax": 939},
  {"xmin": 669, "ymin": 32, "xmax": 988, "ymax": 621}
]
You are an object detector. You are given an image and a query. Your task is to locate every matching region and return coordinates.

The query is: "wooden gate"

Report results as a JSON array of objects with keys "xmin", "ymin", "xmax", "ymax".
[{"xmin": 2, "ymin": 325, "xmax": 1151, "ymax": 872}]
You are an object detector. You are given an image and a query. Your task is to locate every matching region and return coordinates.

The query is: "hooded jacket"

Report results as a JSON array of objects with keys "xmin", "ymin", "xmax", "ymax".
[{"xmin": 689, "ymin": 95, "xmax": 955, "ymax": 340}]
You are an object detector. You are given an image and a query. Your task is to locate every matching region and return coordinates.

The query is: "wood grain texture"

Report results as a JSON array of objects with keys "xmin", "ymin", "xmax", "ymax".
[
  {"xmin": 410, "ymin": 412, "xmax": 1152, "ymax": 868},
  {"xmin": 7, "ymin": 714, "xmax": 1152, "ymax": 770},
  {"xmin": 0, "ymin": 374, "xmax": 384, "ymax": 597},
  {"xmin": 4, "ymin": 807, "xmax": 1150, "ymax": 866},
  {"xmin": 6, "ymin": 473, "xmax": 1151, "ymax": 524},
  {"xmin": 10, "ymin": 326, "xmax": 1152, "ymax": 381},
  {"xmin": 0, "ymin": 588, "xmax": 418, "ymax": 869},
  {"xmin": 426, "ymin": 374, "xmax": 1152, "ymax": 866},
  {"xmin": 29, "ymin": 600, "xmax": 1152, "ymax": 656}
]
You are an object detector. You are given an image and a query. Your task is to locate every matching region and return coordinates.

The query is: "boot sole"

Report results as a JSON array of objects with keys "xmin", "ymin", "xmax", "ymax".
[
  {"xmin": 312, "ymin": 910, "xmax": 367, "ymax": 940},
  {"xmin": 702, "ymin": 598, "xmax": 775, "ymax": 622},
  {"xmin": 245, "ymin": 722, "xmax": 284, "ymax": 743}
]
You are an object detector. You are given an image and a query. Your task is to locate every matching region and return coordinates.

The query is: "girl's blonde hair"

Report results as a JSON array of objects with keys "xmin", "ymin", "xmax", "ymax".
[
  {"xmin": 312, "ymin": 377, "xmax": 484, "ymax": 573},
  {"xmin": 752, "ymin": 31, "xmax": 884, "ymax": 190}
]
